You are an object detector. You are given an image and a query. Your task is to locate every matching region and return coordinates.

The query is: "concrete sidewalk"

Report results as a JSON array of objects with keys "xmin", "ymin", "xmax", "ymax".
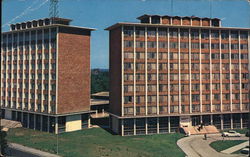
[
  {"xmin": 221, "ymin": 141, "xmax": 249, "ymax": 154},
  {"xmin": 7, "ymin": 143, "xmax": 60, "ymax": 157},
  {"xmin": 177, "ymin": 134, "xmax": 248, "ymax": 157}
]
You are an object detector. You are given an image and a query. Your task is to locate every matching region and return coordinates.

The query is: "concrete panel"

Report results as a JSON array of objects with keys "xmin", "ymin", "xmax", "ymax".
[{"xmin": 65, "ymin": 114, "xmax": 81, "ymax": 132}]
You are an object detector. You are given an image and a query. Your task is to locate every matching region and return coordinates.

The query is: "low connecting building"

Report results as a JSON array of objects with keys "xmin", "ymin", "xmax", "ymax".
[
  {"xmin": 106, "ymin": 14, "xmax": 250, "ymax": 136},
  {"xmin": 1, "ymin": 17, "xmax": 95, "ymax": 133}
]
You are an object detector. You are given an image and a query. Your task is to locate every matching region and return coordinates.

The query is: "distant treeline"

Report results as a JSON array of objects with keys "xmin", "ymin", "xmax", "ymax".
[{"xmin": 91, "ymin": 69, "xmax": 109, "ymax": 94}]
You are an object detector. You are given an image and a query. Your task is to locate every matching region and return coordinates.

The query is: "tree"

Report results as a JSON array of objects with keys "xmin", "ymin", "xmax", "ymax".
[{"xmin": 0, "ymin": 128, "xmax": 7, "ymax": 156}]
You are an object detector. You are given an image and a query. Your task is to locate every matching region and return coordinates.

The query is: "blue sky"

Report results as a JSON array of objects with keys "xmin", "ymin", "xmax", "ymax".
[{"xmin": 2, "ymin": 0, "xmax": 250, "ymax": 69}]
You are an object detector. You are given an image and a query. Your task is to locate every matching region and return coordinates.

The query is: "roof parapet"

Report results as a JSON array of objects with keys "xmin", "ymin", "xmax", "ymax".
[
  {"xmin": 137, "ymin": 14, "xmax": 221, "ymax": 27},
  {"xmin": 9, "ymin": 17, "xmax": 72, "ymax": 31}
]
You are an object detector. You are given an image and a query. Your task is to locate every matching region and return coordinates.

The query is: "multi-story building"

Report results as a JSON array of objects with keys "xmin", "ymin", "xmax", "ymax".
[
  {"xmin": 1, "ymin": 17, "xmax": 95, "ymax": 133},
  {"xmin": 106, "ymin": 14, "xmax": 250, "ymax": 136}
]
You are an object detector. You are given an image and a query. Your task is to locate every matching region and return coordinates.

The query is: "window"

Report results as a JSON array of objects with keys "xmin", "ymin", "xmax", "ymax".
[
  {"xmin": 124, "ymin": 74, "xmax": 133, "ymax": 81},
  {"xmin": 201, "ymin": 30, "xmax": 209, "ymax": 39},
  {"xmin": 136, "ymin": 28, "xmax": 145, "ymax": 37},
  {"xmin": 147, "ymin": 41, "xmax": 156, "ymax": 48},
  {"xmin": 221, "ymin": 44, "xmax": 229, "ymax": 49},
  {"xmin": 180, "ymin": 42, "xmax": 188, "ymax": 49},
  {"xmin": 124, "ymin": 63, "xmax": 133, "ymax": 70},
  {"xmin": 211, "ymin": 43, "xmax": 219, "ymax": 49},
  {"xmin": 124, "ymin": 27, "xmax": 133, "ymax": 36},
  {"xmin": 147, "ymin": 52, "xmax": 156, "ymax": 59},
  {"xmin": 170, "ymin": 42, "xmax": 178, "ymax": 49},
  {"xmin": 124, "ymin": 40, "xmax": 133, "ymax": 48},
  {"xmin": 201, "ymin": 43, "xmax": 209, "ymax": 49},
  {"xmin": 136, "ymin": 41, "xmax": 145, "ymax": 48},
  {"xmin": 124, "ymin": 52, "xmax": 133, "ymax": 59},
  {"xmin": 158, "ymin": 29, "xmax": 167, "ymax": 37},
  {"xmin": 147, "ymin": 29, "xmax": 156, "ymax": 37},
  {"xmin": 169, "ymin": 29, "xmax": 178, "ymax": 38},
  {"xmin": 124, "ymin": 96, "xmax": 133, "ymax": 103},
  {"xmin": 180, "ymin": 30, "xmax": 188, "ymax": 38},
  {"xmin": 231, "ymin": 31, "xmax": 238, "ymax": 40},
  {"xmin": 159, "ymin": 41, "xmax": 167, "ymax": 48},
  {"xmin": 124, "ymin": 85, "xmax": 133, "ymax": 93},
  {"xmin": 147, "ymin": 63, "xmax": 156, "ymax": 70},
  {"xmin": 221, "ymin": 31, "xmax": 229, "ymax": 39},
  {"xmin": 136, "ymin": 85, "xmax": 145, "ymax": 92},
  {"xmin": 191, "ymin": 31, "xmax": 199, "ymax": 39},
  {"xmin": 159, "ymin": 52, "xmax": 167, "ymax": 60},
  {"xmin": 191, "ymin": 43, "xmax": 199, "ymax": 49},
  {"xmin": 211, "ymin": 31, "xmax": 219, "ymax": 39},
  {"xmin": 136, "ymin": 63, "xmax": 144, "ymax": 71},
  {"xmin": 136, "ymin": 52, "xmax": 145, "ymax": 59},
  {"xmin": 136, "ymin": 73, "xmax": 144, "ymax": 81}
]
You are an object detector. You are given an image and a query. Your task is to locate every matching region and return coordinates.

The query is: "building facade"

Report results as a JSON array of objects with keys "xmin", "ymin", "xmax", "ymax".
[
  {"xmin": 106, "ymin": 15, "xmax": 250, "ymax": 136},
  {"xmin": 1, "ymin": 18, "xmax": 94, "ymax": 133}
]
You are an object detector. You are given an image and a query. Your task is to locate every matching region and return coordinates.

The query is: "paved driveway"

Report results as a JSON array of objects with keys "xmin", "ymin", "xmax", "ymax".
[{"xmin": 177, "ymin": 134, "xmax": 249, "ymax": 157}]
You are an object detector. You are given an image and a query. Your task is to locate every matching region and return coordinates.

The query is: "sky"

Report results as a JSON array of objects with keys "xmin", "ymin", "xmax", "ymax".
[{"xmin": 2, "ymin": 0, "xmax": 250, "ymax": 69}]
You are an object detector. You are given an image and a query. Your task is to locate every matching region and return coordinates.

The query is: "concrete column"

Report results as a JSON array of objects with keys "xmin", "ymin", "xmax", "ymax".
[
  {"xmin": 230, "ymin": 114, "xmax": 233, "ymax": 129},
  {"xmin": 34, "ymin": 114, "xmax": 36, "ymax": 130},
  {"xmin": 221, "ymin": 114, "xmax": 223, "ymax": 130},
  {"xmin": 55, "ymin": 117, "xmax": 58, "ymax": 134},
  {"xmin": 145, "ymin": 118, "xmax": 148, "ymax": 135},
  {"xmin": 168, "ymin": 117, "xmax": 171, "ymax": 133},
  {"xmin": 121, "ymin": 119, "xmax": 124, "ymax": 136},
  {"xmin": 27, "ymin": 113, "xmax": 30, "ymax": 128},
  {"xmin": 47, "ymin": 116, "xmax": 50, "ymax": 133},
  {"xmin": 134, "ymin": 119, "xmax": 136, "ymax": 135},
  {"xmin": 157, "ymin": 117, "xmax": 159, "ymax": 134},
  {"xmin": 210, "ymin": 114, "xmax": 213, "ymax": 125},
  {"xmin": 200, "ymin": 115, "xmax": 203, "ymax": 124},
  {"xmin": 240, "ymin": 113, "xmax": 243, "ymax": 129},
  {"xmin": 88, "ymin": 115, "xmax": 91, "ymax": 128},
  {"xmin": 21, "ymin": 112, "xmax": 23, "ymax": 123},
  {"xmin": 40, "ymin": 115, "xmax": 43, "ymax": 131}
]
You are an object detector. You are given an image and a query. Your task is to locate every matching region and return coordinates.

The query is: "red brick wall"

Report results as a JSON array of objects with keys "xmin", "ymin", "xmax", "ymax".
[
  {"xmin": 172, "ymin": 18, "xmax": 181, "ymax": 25},
  {"xmin": 182, "ymin": 19, "xmax": 191, "ymax": 25},
  {"xmin": 162, "ymin": 17, "xmax": 170, "ymax": 24},
  {"xmin": 192, "ymin": 19, "xmax": 200, "ymax": 26},
  {"xmin": 109, "ymin": 27, "xmax": 122, "ymax": 116},
  {"xmin": 202, "ymin": 19, "xmax": 210, "ymax": 26},
  {"xmin": 57, "ymin": 32, "xmax": 90, "ymax": 114}
]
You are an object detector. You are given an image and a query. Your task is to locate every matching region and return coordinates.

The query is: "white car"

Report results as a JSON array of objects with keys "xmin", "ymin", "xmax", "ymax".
[{"xmin": 222, "ymin": 130, "xmax": 241, "ymax": 137}]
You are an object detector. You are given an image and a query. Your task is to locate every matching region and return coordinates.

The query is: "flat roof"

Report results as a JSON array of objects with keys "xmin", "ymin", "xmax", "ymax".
[
  {"xmin": 105, "ymin": 22, "xmax": 250, "ymax": 31},
  {"xmin": 2, "ymin": 24, "xmax": 96, "ymax": 34},
  {"xmin": 91, "ymin": 92, "xmax": 109, "ymax": 97},
  {"xmin": 91, "ymin": 99, "xmax": 109, "ymax": 106},
  {"xmin": 137, "ymin": 14, "xmax": 221, "ymax": 20}
]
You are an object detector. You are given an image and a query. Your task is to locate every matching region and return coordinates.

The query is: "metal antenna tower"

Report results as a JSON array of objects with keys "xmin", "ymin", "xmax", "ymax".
[{"xmin": 49, "ymin": 0, "xmax": 59, "ymax": 22}]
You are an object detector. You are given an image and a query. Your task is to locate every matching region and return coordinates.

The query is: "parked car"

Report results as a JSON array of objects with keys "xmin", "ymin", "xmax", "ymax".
[
  {"xmin": 221, "ymin": 130, "xmax": 241, "ymax": 137},
  {"xmin": 241, "ymin": 146, "xmax": 249, "ymax": 154}
]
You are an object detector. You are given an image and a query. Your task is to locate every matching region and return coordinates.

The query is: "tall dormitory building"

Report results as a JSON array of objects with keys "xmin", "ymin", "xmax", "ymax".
[
  {"xmin": 1, "ymin": 18, "xmax": 95, "ymax": 133},
  {"xmin": 106, "ymin": 14, "xmax": 249, "ymax": 136}
]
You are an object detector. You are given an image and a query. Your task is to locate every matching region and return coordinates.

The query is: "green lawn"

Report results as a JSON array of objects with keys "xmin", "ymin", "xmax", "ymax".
[
  {"xmin": 220, "ymin": 128, "xmax": 249, "ymax": 134},
  {"xmin": 7, "ymin": 127, "xmax": 185, "ymax": 157},
  {"xmin": 210, "ymin": 140, "xmax": 247, "ymax": 152}
]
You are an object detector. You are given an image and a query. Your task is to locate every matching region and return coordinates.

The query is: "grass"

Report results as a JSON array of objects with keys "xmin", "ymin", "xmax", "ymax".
[
  {"xmin": 220, "ymin": 128, "xmax": 249, "ymax": 134},
  {"xmin": 7, "ymin": 127, "xmax": 185, "ymax": 157},
  {"xmin": 210, "ymin": 140, "xmax": 247, "ymax": 152}
]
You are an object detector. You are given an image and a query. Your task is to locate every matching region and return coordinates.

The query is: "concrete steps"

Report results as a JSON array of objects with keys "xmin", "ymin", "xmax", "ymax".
[{"xmin": 182, "ymin": 125, "xmax": 219, "ymax": 135}]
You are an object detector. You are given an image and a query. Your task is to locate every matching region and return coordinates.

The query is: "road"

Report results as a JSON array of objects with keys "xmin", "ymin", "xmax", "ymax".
[
  {"xmin": 5, "ymin": 143, "xmax": 60, "ymax": 157},
  {"xmin": 177, "ymin": 134, "xmax": 249, "ymax": 157}
]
